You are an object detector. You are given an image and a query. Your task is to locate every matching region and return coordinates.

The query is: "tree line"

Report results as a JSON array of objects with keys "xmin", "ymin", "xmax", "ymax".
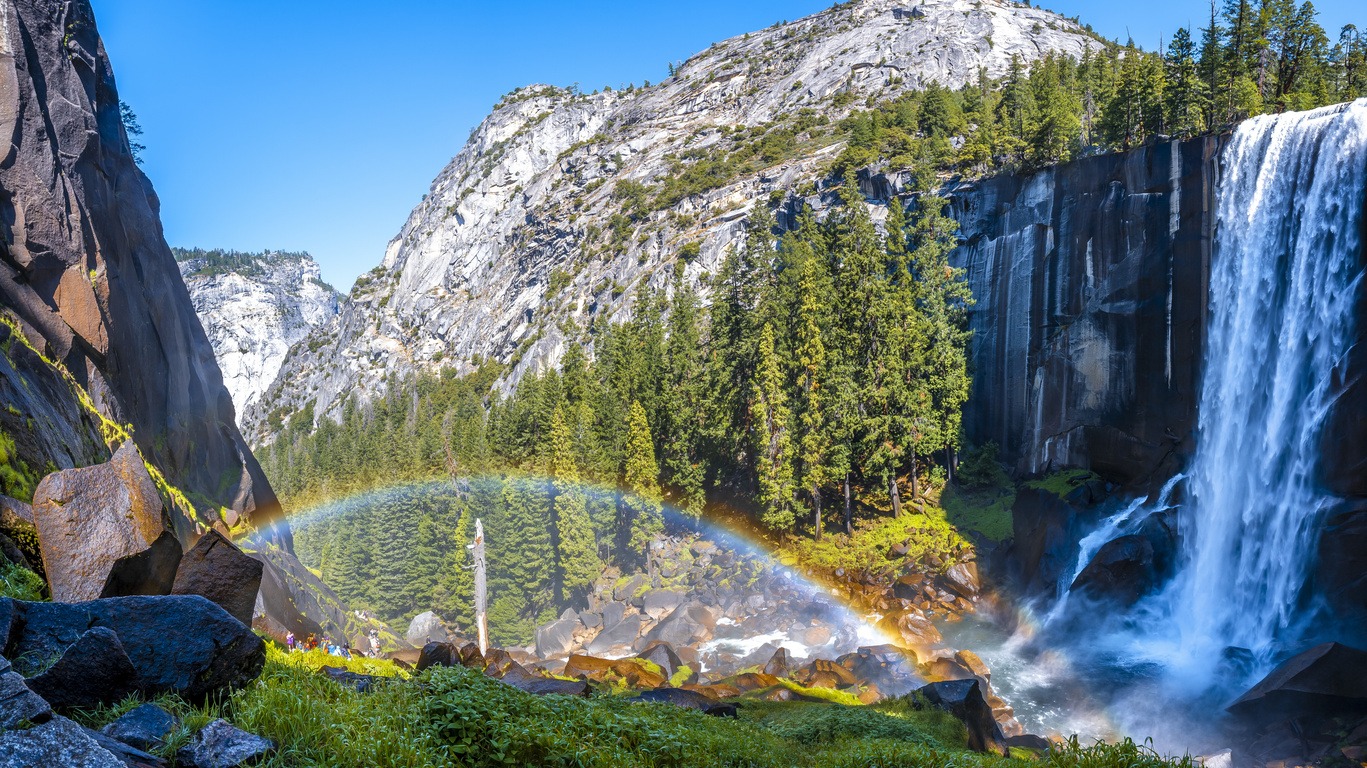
[{"xmin": 264, "ymin": 186, "xmax": 970, "ymax": 641}]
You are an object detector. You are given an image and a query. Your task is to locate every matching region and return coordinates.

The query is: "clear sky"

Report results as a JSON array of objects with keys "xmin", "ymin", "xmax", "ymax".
[{"xmin": 92, "ymin": 0, "xmax": 1362, "ymax": 291}]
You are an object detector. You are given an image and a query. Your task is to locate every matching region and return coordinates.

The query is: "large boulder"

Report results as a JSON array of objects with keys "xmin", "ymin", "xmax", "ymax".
[
  {"xmin": 100, "ymin": 531, "xmax": 183, "ymax": 599},
  {"xmin": 27, "ymin": 627, "xmax": 139, "ymax": 710},
  {"xmin": 563, "ymin": 655, "xmax": 666, "ymax": 689},
  {"xmin": 839, "ymin": 645, "xmax": 925, "ymax": 698},
  {"xmin": 406, "ymin": 611, "xmax": 449, "ymax": 647},
  {"xmin": 0, "ymin": 715, "xmax": 127, "ymax": 767},
  {"xmin": 31, "ymin": 443, "xmax": 176, "ymax": 603},
  {"xmin": 171, "ymin": 531, "xmax": 263, "ymax": 626},
  {"xmin": 535, "ymin": 614, "xmax": 581, "ymax": 658},
  {"xmin": 793, "ymin": 659, "xmax": 859, "ymax": 690},
  {"xmin": 637, "ymin": 641, "xmax": 693, "ymax": 685},
  {"xmin": 0, "ymin": 668, "xmax": 52, "ymax": 729},
  {"xmin": 2, "ymin": 596, "xmax": 264, "ymax": 703},
  {"xmin": 1069, "ymin": 534, "xmax": 1157, "ymax": 606},
  {"xmin": 915, "ymin": 679, "xmax": 1009, "ymax": 756},
  {"xmin": 1227, "ymin": 643, "xmax": 1367, "ymax": 726},
  {"xmin": 629, "ymin": 688, "xmax": 737, "ymax": 716},
  {"xmin": 942, "ymin": 563, "xmax": 980, "ymax": 600},
  {"xmin": 586, "ymin": 615, "xmax": 642, "ymax": 655},
  {"xmin": 645, "ymin": 603, "xmax": 715, "ymax": 647},
  {"xmin": 416, "ymin": 641, "xmax": 456, "ymax": 672},
  {"xmin": 642, "ymin": 590, "xmax": 685, "ymax": 620},
  {"xmin": 176, "ymin": 719, "xmax": 275, "ymax": 768},
  {"xmin": 502, "ymin": 676, "xmax": 591, "ymax": 697}
]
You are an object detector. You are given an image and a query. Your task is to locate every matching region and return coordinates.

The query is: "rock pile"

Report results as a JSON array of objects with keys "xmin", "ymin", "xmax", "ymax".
[{"xmin": 0, "ymin": 595, "xmax": 272, "ymax": 767}]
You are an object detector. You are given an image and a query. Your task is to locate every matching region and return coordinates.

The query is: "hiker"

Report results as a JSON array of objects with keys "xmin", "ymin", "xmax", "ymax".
[
  {"xmin": 285, "ymin": 631, "xmax": 296, "ymax": 651},
  {"xmin": 368, "ymin": 630, "xmax": 381, "ymax": 658}
]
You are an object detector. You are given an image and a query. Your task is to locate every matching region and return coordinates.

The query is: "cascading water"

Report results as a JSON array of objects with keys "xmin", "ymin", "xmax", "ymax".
[{"xmin": 1156, "ymin": 99, "xmax": 1367, "ymax": 690}]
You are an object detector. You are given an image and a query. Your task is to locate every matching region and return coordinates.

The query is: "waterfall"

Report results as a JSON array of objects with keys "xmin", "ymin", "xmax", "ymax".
[{"xmin": 1160, "ymin": 100, "xmax": 1367, "ymax": 687}]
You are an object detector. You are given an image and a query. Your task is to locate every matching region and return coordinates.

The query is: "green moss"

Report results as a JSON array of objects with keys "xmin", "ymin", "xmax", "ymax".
[
  {"xmin": 1026, "ymin": 468, "xmax": 1099, "ymax": 499},
  {"xmin": 668, "ymin": 664, "xmax": 694, "ymax": 687},
  {"xmin": 0, "ymin": 431, "xmax": 42, "ymax": 503},
  {"xmin": 941, "ymin": 484, "xmax": 1015, "ymax": 542},
  {"xmin": 782, "ymin": 505, "xmax": 969, "ymax": 576}
]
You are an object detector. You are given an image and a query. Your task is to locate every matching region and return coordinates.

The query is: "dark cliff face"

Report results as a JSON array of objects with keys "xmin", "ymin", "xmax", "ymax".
[
  {"xmin": 0, "ymin": 0, "xmax": 284, "ymax": 537},
  {"xmin": 946, "ymin": 136, "xmax": 1224, "ymax": 488}
]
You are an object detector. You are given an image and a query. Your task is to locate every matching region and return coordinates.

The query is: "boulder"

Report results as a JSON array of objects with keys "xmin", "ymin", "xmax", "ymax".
[
  {"xmin": 839, "ymin": 645, "xmax": 925, "ymax": 698},
  {"xmin": 321, "ymin": 666, "xmax": 384, "ymax": 693},
  {"xmin": 482, "ymin": 648, "xmax": 528, "ymax": 679},
  {"xmin": 100, "ymin": 531, "xmax": 183, "ymax": 599},
  {"xmin": 614, "ymin": 575, "xmax": 647, "ymax": 602},
  {"xmin": 646, "ymin": 603, "xmax": 714, "ymax": 647},
  {"xmin": 1007, "ymin": 734, "xmax": 1053, "ymax": 751},
  {"xmin": 642, "ymin": 589, "xmax": 685, "ymax": 619},
  {"xmin": 579, "ymin": 611, "xmax": 602, "ymax": 629},
  {"xmin": 3, "ymin": 596, "xmax": 264, "ymax": 703},
  {"xmin": 585, "ymin": 614, "xmax": 642, "ymax": 654},
  {"xmin": 942, "ymin": 562, "xmax": 980, "ymax": 600},
  {"xmin": 171, "ymin": 532, "xmax": 263, "ymax": 626},
  {"xmin": 915, "ymin": 679, "xmax": 1008, "ymax": 756},
  {"xmin": 875, "ymin": 609, "xmax": 942, "ymax": 661},
  {"xmin": 457, "ymin": 642, "xmax": 485, "ymax": 669},
  {"xmin": 762, "ymin": 647, "xmax": 791, "ymax": 678},
  {"xmin": 730, "ymin": 672, "xmax": 782, "ymax": 692},
  {"xmin": 636, "ymin": 641, "xmax": 692, "ymax": 684},
  {"xmin": 0, "ymin": 669, "xmax": 52, "ymax": 729},
  {"xmin": 601, "ymin": 602, "xmax": 627, "ymax": 629},
  {"xmin": 1227, "ymin": 642, "xmax": 1367, "ymax": 726},
  {"xmin": 101, "ymin": 703, "xmax": 178, "ymax": 751},
  {"xmin": 502, "ymin": 676, "xmax": 591, "ymax": 697},
  {"xmin": 405, "ymin": 611, "xmax": 449, "ymax": 647},
  {"xmin": 27, "ymin": 627, "xmax": 139, "ymax": 711},
  {"xmin": 1069, "ymin": 535, "xmax": 1157, "ymax": 606},
  {"xmin": 416, "ymin": 641, "xmax": 456, "ymax": 672},
  {"xmin": 563, "ymin": 655, "xmax": 666, "ymax": 689},
  {"xmin": 82, "ymin": 726, "xmax": 168, "ymax": 767},
  {"xmin": 176, "ymin": 719, "xmax": 275, "ymax": 768},
  {"xmin": 1007, "ymin": 487, "xmax": 1086, "ymax": 595},
  {"xmin": 0, "ymin": 715, "xmax": 127, "ymax": 767},
  {"xmin": 535, "ymin": 615, "xmax": 582, "ymax": 658},
  {"xmin": 630, "ymin": 688, "xmax": 737, "ymax": 716},
  {"xmin": 31, "ymin": 443, "xmax": 175, "ymax": 603},
  {"xmin": 891, "ymin": 573, "xmax": 925, "ymax": 601},
  {"xmin": 794, "ymin": 659, "xmax": 858, "ymax": 690}
]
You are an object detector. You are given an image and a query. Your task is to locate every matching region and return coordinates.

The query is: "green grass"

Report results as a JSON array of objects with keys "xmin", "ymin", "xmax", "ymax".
[
  {"xmin": 782, "ymin": 505, "xmax": 970, "ymax": 577},
  {"xmin": 941, "ymin": 484, "xmax": 1016, "ymax": 542},
  {"xmin": 0, "ymin": 561, "xmax": 45, "ymax": 601},
  {"xmin": 66, "ymin": 644, "xmax": 1195, "ymax": 768}
]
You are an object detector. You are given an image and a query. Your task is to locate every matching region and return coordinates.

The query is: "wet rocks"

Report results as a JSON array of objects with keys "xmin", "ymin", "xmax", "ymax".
[
  {"xmin": 1069, "ymin": 535, "xmax": 1158, "ymax": 606},
  {"xmin": 0, "ymin": 715, "xmax": 128, "ymax": 768},
  {"xmin": 101, "ymin": 703, "xmax": 178, "ymax": 752},
  {"xmin": 176, "ymin": 719, "xmax": 275, "ymax": 768},
  {"xmin": 1227, "ymin": 642, "xmax": 1367, "ymax": 725},
  {"xmin": 31, "ymin": 443, "xmax": 175, "ymax": 603},
  {"xmin": 3, "ymin": 596, "xmax": 265, "ymax": 703},
  {"xmin": 171, "ymin": 531, "xmax": 264, "ymax": 626},
  {"xmin": 915, "ymin": 679, "xmax": 1009, "ymax": 756},
  {"xmin": 26, "ymin": 627, "xmax": 139, "ymax": 711},
  {"xmin": 101, "ymin": 532, "xmax": 183, "ymax": 599}
]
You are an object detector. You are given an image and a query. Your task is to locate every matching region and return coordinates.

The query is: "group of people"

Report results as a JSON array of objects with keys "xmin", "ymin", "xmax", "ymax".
[{"xmin": 283, "ymin": 628, "xmax": 384, "ymax": 659}]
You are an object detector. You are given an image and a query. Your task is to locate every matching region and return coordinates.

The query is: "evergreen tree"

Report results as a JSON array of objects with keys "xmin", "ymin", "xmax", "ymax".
[
  {"xmin": 751, "ymin": 323, "xmax": 796, "ymax": 532},
  {"xmin": 549, "ymin": 407, "xmax": 599, "ymax": 601},
  {"xmin": 1167, "ymin": 26, "xmax": 1211, "ymax": 138},
  {"xmin": 621, "ymin": 401, "xmax": 663, "ymax": 562},
  {"xmin": 791, "ymin": 242, "xmax": 831, "ymax": 539}
]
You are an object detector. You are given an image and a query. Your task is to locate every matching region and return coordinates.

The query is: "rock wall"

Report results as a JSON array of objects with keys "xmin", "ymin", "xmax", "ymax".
[
  {"xmin": 0, "ymin": 0, "xmax": 284, "ymax": 536},
  {"xmin": 946, "ymin": 135, "xmax": 1224, "ymax": 487},
  {"xmin": 176, "ymin": 251, "xmax": 341, "ymax": 423}
]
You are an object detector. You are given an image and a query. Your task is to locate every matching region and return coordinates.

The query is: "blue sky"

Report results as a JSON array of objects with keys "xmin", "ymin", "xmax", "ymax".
[{"xmin": 92, "ymin": 0, "xmax": 1361, "ymax": 291}]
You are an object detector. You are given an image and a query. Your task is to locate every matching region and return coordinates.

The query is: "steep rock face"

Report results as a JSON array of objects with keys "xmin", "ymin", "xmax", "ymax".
[
  {"xmin": 176, "ymin": 251, "xmax": 340, "ymax": 422},
  {"xmin": 947, "ymin": 135, "xmax": 1223, "ymax": 485},
  {"xmin": 246, "ymin": 0, "xmax": 1100, "ymax": 439},
  {"xmin": 0, "ymin": 0, "xmax": 284, "ymax": 533}
]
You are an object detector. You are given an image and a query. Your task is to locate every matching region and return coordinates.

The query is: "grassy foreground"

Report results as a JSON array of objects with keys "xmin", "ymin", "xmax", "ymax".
[{"xmin": 75, "ymin": 645, "xmax": 1194, "ymax": 768}]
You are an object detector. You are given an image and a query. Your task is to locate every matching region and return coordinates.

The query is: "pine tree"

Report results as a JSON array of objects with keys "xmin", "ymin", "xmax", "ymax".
[
  {"xmin": 751, "ymin": 323, "xmax": 796, "ymax": 532},
  {"xmin": 621, "ymin": 401, "xmax": 662, "ymax": 562},
  {"xmin": 661, "ymin": 274, "xmax": 706, "ymax": 521},
  {"xmin": 995, "ymin": 54, "xmax": 1038, "ymax": 165},
  {"xmin": 1167, "ymin": 27, "xmax": 1210, "ymax": 138},
  {"xmin": 791, "ymin": 243, "xmax": 831, "ymax": 539},
  {"xmin": 549, "ymin": 407, "xmax": 599, "ymax": 601}
]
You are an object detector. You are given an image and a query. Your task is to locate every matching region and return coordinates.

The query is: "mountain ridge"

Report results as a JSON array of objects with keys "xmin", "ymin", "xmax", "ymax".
[{"xmin": 244, "ymin": 0, "xmax": 1100, "ymax": 442}]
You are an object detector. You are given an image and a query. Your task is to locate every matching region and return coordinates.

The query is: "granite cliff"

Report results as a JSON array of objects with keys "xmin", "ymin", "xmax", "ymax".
[
  {"xmin": 246, "ymin": 0, "xmax": 1102, "ymax": 440},
  {"xmin": 175, "ymin": 249, "xmax": 341, "ymax": 422},
  {"xmin": 0, "ymin": 0, "xmax": 283, "ymax": 534}
]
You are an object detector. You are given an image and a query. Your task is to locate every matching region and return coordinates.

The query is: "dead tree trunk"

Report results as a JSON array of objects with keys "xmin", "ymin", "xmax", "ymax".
[{"xmin": 473, "ymin": 519, "xmax": 489, "ymax": 655}]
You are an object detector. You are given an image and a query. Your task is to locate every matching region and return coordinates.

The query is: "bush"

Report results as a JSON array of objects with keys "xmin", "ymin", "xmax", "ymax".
[
  {"xmin": 0, "ymin": 561, "xmax": 44, "ymax": 601},
  {"xmin": 955, "ymin": 442, "xmax": 1010, "ymax": 492}
]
